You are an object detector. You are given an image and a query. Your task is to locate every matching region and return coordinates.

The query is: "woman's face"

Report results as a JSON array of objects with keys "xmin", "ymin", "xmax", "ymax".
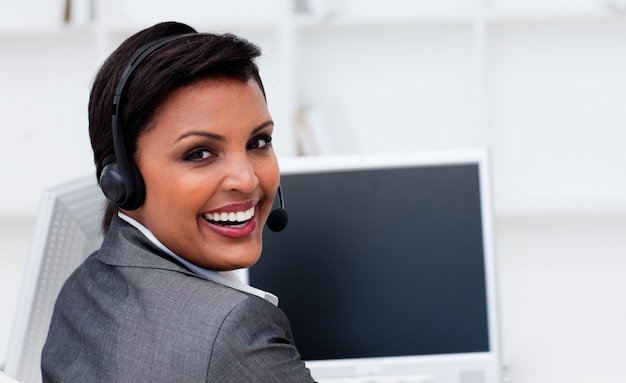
[{"xmin": 126, "ymin": 78, "xmax": 279, "ymax": 271}]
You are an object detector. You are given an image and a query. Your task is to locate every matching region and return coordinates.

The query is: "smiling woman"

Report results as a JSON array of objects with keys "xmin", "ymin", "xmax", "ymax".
[
  {"xmin": 40, "ymin": 21, "xmax": 315, "ymax": 383},
  {"xmin": 130, "ymin": 79, "xmax": 279, "ymax": 271}
]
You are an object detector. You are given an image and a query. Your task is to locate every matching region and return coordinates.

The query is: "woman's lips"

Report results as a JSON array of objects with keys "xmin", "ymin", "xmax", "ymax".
[{"xmin": 202, "ymin": 201, "xmax": 258, "ymax": 238}]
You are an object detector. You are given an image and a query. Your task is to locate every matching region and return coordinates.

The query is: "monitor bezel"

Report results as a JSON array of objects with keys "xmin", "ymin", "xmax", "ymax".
[{"xmin": 244, "ymin": 149, "xmax": 502, "ymax": 382}]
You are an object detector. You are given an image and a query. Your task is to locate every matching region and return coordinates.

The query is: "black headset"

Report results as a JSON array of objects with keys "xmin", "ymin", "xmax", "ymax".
[
  {"xmin": 98, "ymin": 33, "xmax": 288, "ymax": 231},
  {"xmin": 99, "ymin": 34, "xmax": 193, "ymax": 210}
]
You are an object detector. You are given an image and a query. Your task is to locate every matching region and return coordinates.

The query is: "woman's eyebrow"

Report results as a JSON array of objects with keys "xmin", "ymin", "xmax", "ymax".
[
  {"xmin": 176, "ymin": 131, "xmax": 225, "ymax": 142},
  {"xmin": 176, "ymin": 120, "xmax": 274, "ymax": 142},
  {"xmin": 250, "ymin": 120, "xmax": 274, "ymax": 136}
]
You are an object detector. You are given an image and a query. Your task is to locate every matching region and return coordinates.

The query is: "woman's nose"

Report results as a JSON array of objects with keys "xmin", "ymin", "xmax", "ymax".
[{"xmin": 221, "ymin": 155, "xmax": 259, "ymax": 193}]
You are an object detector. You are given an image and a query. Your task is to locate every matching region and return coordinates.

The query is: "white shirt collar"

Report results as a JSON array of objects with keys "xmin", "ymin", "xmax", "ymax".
[{"xmin": 117, "ymin": 212, "xmax": 278, "ymax": 306}]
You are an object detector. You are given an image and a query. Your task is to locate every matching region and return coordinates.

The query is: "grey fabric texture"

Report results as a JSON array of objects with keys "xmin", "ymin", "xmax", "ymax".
[{"xmin": 41, "ymin": 216, "xmax": 315, "ymax": 382}]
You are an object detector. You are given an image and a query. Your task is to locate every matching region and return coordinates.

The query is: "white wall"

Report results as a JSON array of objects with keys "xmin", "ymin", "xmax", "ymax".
[
  {"xmin": 489, "ymin": 19, "xmax": 626, "ymax": 214},
  {"xmin": 1, "ymin": 1, "xmax": 626, "ymax": 382},
  {"xmin": 0, "ymin": 33, "xmax": 98, "ymax": 217},
  {"xmin": 496, "ymin": 215, "xmax": 626, "ymax": 383}
]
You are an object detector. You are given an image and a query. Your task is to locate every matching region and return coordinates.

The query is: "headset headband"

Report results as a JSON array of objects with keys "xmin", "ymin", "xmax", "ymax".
[{"xmin": 111, "ymin": 33, "xmax": 195, "ymax": 191}]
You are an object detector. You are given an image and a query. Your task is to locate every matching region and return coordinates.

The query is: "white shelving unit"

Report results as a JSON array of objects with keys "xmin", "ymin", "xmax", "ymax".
[{"xmin": 1, "ymin": 0, "xmax": 626, "ymax": 217}]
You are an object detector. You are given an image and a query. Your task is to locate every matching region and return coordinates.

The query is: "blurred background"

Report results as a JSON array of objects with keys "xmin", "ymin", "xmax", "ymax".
[{"xmin": 1, "ymin": 0, "xmax": 625, "ymax": 382}]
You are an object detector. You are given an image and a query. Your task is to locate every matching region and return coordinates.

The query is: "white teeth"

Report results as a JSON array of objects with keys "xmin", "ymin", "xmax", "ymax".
[{"xmin": 205, "ymin": 206, "xmax": 255, "ymax": 223}]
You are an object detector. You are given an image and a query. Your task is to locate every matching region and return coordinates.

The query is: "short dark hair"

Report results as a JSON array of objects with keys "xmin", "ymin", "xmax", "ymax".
[{"xmin": 89, "ymin": 21, "xmax": 265, "ymax": 232}]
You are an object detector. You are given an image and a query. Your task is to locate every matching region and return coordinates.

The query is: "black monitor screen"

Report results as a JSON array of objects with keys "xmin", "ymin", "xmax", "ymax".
[{"xmin": 250, "ymin": 163, "xmax": 489, "ymax": 361}]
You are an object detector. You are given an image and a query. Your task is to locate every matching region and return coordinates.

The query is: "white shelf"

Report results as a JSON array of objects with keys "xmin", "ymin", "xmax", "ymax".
[
  {"xmin": 2, "ymin": 3, "xmax": 624, "ymax": 37},
  {"xmin": 0, "ymin": 24, "xmax": 94, "ymax": 38},
  {"xmin": 294, "ymin": 10, "xmax": 477, "ymax": 27},
  {"xmin": 98, "ymin": 17, "xmax": 283, "ymax": 35},
  {"xmin": 484, "ymin": 7, "xmax": 626, "ymax": 22}
]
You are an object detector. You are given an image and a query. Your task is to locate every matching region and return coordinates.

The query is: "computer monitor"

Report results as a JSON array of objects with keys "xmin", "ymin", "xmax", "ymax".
[
  {"xmin": 247, "ymin": 149, "xmax": 502, "ymax": 383},
  {"xmin": 4, "ymin": 176, "xmax": 105, "ymax": 383}
]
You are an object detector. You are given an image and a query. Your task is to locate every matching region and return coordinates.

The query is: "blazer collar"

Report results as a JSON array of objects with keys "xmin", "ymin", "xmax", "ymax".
[
  {"xmin": 97, "ymin": 216, "xmax": 195, "ymax": 278},
  {"xmin": 98, "ymin": 215, "xmax": 279, "ymax": 306}
]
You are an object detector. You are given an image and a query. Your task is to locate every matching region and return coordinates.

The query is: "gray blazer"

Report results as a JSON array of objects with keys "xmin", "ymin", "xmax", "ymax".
[{"xmin": 41, "ymin": 217, "xmax": 315, "ymax": 382}]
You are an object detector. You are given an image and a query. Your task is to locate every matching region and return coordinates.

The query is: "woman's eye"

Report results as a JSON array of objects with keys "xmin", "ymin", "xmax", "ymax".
[
  {"xmin": 249, "ymin": 135, "xmax": 272, "ymax": 150},
  {"xmin": 185, "ymin": 148, "xmax": 213, "ymax": 161}
]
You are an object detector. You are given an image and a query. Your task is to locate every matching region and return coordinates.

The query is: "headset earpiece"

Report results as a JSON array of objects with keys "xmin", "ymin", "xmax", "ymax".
[
  {"xmin": 99, "ymin": 155, "xmax": 145, "ymax": 210},
  {"xmin": 99, "ymin": 159, "xmax": 126, "ymax": 206}
]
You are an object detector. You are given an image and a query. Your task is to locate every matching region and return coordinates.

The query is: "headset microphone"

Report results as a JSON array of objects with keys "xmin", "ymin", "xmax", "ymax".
[{"xmin": 266, "ymin": 185, "xmax": 288, "ymax": 232}]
